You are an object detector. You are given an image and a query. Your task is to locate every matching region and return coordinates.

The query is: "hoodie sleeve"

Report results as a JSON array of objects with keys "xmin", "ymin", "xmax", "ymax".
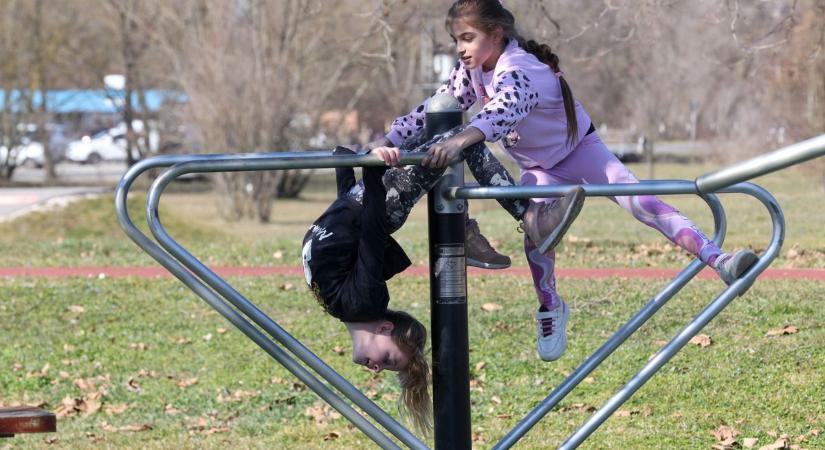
[
  {"xmin": 467, "ymin": 69, "xmax": 539, "ymax": 143},
  {"xmin": 385, "ymin": 62, "xmax": 478, "ymax": 147}
]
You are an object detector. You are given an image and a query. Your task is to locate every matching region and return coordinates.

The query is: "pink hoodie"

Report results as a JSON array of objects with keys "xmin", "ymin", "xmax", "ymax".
[{"xmin": 386, "ymin": 39, "xmax": 593, "ymax": 170}]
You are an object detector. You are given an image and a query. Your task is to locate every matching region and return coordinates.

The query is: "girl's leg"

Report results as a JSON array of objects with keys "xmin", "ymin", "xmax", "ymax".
[
  {"xmin": 546, "ymin": 132, "xmax": 722, "ymax": 266},
  {"xmin": 519, "ymin": 167, "xmax": 565, "ymax": 311},
  {"xmin": 463, "ymin": 141, "xmax": 528, "ymax": 220}
]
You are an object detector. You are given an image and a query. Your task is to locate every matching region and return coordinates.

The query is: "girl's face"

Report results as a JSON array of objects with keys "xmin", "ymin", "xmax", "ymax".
[
  {"xmin": 449, "ymin": 18, "xmax": 504, "ymax": 71},
  {"xmin": 350, "ymin": 322, "xmax": 410, "ymax": 373}
]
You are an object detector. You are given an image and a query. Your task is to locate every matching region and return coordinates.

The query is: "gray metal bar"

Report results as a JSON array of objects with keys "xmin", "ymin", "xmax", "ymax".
[
  {"xmin": 559, "ymin": 182, "xmax": 784, "ymax": 449},
  {"xmin": 115, "ymin": 154, "xmax": 423, "ymax": 450},
  {"xmin": 491, "ymin": 191, "xmax": 727, "ymax": 450},
  {"xmin": 144, "ymin": 154, "xmax": 429, "ymax": 450},
  {"xmin": 696, "ymin": 133, "xmax": 825, "ymax": 193},
  {"xmin": 448, "ymin": 180, "xmax": 698, "ymax": 200}
]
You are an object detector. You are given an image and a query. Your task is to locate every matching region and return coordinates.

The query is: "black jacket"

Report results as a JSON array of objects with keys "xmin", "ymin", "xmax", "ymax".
[{"xmin": 302, "ymin": 147, "xmax": 411, "ymax": 322}]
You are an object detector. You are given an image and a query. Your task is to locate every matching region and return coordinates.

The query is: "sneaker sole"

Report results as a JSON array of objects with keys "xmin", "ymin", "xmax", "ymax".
[
  {"xmin": 466, "ymin": 257, "xmax": 511, "ymax": 270},
  {"xmin": 537, "ymin": 187, "xmax": 586, "ymax": 254}
]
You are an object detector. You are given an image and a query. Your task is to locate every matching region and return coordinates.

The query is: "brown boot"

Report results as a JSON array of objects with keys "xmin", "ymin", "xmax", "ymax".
[
  {"xmin": 465, "ymin": 218, "xmax": 511, "ymax": 270},
  {"xmin": 522, "ymin": 187, "xmax": 585, "ymax": 253}
]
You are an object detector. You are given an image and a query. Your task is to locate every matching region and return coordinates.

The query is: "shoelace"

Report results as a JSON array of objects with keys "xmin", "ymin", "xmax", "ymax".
[{"xmin": 538, "ymin": 316, "xmax": 555, "ymax": 337}]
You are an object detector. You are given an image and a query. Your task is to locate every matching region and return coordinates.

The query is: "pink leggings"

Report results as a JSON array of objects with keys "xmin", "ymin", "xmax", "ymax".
[{"xmin": 523, "ymin": 132, "xmax": 721, "ymax": 310}]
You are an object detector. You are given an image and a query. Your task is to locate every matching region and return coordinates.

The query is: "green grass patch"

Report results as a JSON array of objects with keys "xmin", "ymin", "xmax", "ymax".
[
  {"xmin": 1, "ymin": 276, "xmax": 823, "ymax": 449},
  {"xmin": 1, "ymin": 162, "xmax": 824, "ymax": 448}
]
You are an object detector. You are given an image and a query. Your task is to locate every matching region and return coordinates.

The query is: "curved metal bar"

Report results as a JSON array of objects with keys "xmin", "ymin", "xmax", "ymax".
[
  {"xmin": 490, "ymin": 191, "xmax": 727, "ymax": 450},
  {"xmin": 696, "ymin": 133, "xmax": 825, "ymax": 193},
  {"xmin": 144, "ymin": 154, "xmax": 430, "ymax": 450},
  {"xmin": 115, "ymin": 154, "xmax": 416, "ymax": 450},
  {"xmin": 559, "ymin": 182, "xmax": 784, "ymax": 449}
]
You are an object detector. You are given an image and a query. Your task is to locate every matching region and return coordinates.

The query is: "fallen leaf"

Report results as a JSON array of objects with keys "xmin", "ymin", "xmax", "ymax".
[
  {"xmin": 323, "ymin": 431, "xmax": 341, "ymax": 441},
  {"xmin": 712, "ymin": 437, "xmax": 739, "ymax": 450},
  {"xmin": 202, "ymin": 334, "xmax": 213, "ymax": 342},
  {"xmin": 758, "ymin": 436, "xmax": 789, "ymax": 450},
  {"xmin": 712, "ymin": 424, "xmax": 740, "ymax": 442},
  {"xmin": 101, "ymin": 422, "xmax": 152, "ymax": 433},
  {"xmin": 137, "ymin": 369, "xmax": 157, "ymax": 378},
  {"xmin": 55, "ymin": 396, "xmax": 80, "ymax": 418},
  {"xmin": 202, "ymin": 426, "xmax": 230, "ymax": 435},
  {"xmin": 381, "ymin": 393, "xmax": 397, "ymax": 402},
  {"xmin": 176, "ymin": 377, "xmax": 199, "ymax": 389},
  {"xmin": 496, "ymin": 413, "xmax": 513, "ymax": 420},
  {"xmin": 743, "ymin": 437, "xmax": 759, "ymax": 448},
  {"xmin": 690, "ymin": 334, "xmax": 713, "ymax": 348},
  {"xmin": 559, "ymin": 403, "xmax": 596, "ymax": 413},
  {"xmin": 129, "ymin": 342, "xmax": 147, "ymax": 351},
  {"xmin": 273, "ymin": 250, "xmax": 284, "ymax": 259},
  {"xmin": 475, "ymin": 361, "xmax": 487, "ymax": 371},
  {"xmin": 81, "ymin": 392, "xmax": 102, "ymax": 417},
  {"xmin": 175, "ymin": 337, "xmax": 192, "ymax": 345},
  {"xmin": 105, "ymin": 404, "xmax": 129, "ymax": 416},
  {"xmin": 125, "ymin": 378, "xmax": 142, "ymax": 393},
  {"xmin": 217, "ymin": 328, "xmax": 227, "ymax": 334},
  {"xmin": 280, "ymin": 283, "xmax": 294, "ymax": 291},
  {"xmin": 491, "ymin": 396, "xmax": 502, "ymax": 405},
  {"xmin": 480, "ymin": 303, "xmax": 502, "ymax": 312},
  {"xmin": 305, "ymin": 403, "xmax": 341, "ymax": 424},
  {"xmin": 766, "ymin": 326, "xmax": 799, "ymax": 337},
  {"xmin": 164, "ymin": 404, "xmax": 180, "ymax": 415},
  {"xmin": 68, "ymin": 305, "xmax": 85, "ymax": 313},
  {"xmin": 44, "ymin": 436, "xmax": 59, "ymax": 444},
  {"xmin": 332, "ymin": 346, "xmax": 345, "ymax": 356},
  {"xmin": 217, "ymin": 390, "xmax": 259, "ymax": 403}
]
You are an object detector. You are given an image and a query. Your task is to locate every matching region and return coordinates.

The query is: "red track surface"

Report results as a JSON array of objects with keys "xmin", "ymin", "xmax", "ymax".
[{"xmin": 1, "ymin": 266, "xmax": 824, "ymax": 280}]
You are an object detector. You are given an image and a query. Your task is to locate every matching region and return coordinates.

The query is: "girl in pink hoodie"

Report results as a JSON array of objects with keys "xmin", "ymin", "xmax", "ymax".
[{"xmin": 370, "ymin": 0, "xmax": 757, "ymax": 362}]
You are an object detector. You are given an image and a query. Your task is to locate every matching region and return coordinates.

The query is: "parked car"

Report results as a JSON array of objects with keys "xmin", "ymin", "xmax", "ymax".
[
  {"xmin": 13, "ymin": 140, "xmax": 45, "ymax": 168},
  {"xmin": 66, "ymin": 121, "xmax": 159, "ymax": 164}
]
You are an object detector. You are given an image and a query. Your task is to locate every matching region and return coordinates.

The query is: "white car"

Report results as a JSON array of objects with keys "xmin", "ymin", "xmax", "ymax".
[
  {"xmin": 66, "ymin": 121, "xmax": 158, "ymax": 164},
  {"xmin": 13, "ymin": 141, "xmax": 46, "ymax": 168}
]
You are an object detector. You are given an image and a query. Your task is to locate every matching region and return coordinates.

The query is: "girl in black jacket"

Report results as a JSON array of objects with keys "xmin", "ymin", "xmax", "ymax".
[{"xmin": 302, "ymin": 126, "xmax": 580, "ymax": 433}]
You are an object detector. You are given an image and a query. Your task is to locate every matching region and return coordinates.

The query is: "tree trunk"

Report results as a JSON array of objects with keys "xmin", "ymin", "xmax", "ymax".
[{"xmin": 34, "ymin": 0, "xmax": 56, "ymax": 183}]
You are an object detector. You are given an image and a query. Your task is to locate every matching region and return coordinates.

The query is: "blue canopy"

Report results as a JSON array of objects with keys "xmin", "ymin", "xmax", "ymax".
[{"xmin": 0, "ymin": 89, "xmax": 186, "ymax": 113}]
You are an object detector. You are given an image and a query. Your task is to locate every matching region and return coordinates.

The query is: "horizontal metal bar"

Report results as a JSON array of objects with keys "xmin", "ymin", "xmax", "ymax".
[
  {"xmin": 696, "ymin": 133, "xmax": 825, "ymax": 193},
  {"xmin": 449, "ymin": 180, "xmax": 698, "ymax": 200},
  {"xmin": 560, "ymin": 182, "xmax": 784, "ymax": 449},
  {"xmin": 493, "ymin": 191, "xmax": 727, "ymax": 450}
]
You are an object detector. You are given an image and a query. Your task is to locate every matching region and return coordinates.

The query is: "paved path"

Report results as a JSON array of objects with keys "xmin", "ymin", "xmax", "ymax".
[
  {"xmin": 1, "ymin": 265, "xmax": 824, "ymax": 280},
  {"xmin": 0, "ymin": 186, "xmax": 109, "ymax": 221}
]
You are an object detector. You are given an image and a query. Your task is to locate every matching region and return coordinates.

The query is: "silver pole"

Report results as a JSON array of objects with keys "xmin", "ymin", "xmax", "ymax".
[
  {"xmin": 696, "ymin": 133, "xmax": 825, "ymax": 193},
  {"xmin": 559, "ymin": 182, "xmax": 784, "ymax": 449}
]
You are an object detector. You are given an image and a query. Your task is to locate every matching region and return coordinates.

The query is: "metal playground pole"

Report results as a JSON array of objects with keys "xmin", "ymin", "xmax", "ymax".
[{"xmin": 426, "ymin": 94, "xmax": 472, "ymax": 450}]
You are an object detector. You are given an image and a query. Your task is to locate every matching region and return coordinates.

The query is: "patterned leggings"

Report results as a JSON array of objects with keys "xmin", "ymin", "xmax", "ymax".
[
  {"xmin": 346, "ymin": 126, "xmax": 527, "ymax": 232},
  {"xmin": 524, "ymin": 132, "xmax": 722, "ymax": 310}
]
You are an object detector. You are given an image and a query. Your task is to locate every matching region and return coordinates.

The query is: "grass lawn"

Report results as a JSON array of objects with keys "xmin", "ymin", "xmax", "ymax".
[{"xmin": 1, "ymin": 163, "xmax": 824, "ymax": 449}]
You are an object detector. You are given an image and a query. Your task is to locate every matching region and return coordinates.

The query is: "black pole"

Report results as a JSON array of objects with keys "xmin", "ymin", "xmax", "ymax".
[{"xmin": 425, "ymin": 94, "xmax": 471, "ymax": 450}]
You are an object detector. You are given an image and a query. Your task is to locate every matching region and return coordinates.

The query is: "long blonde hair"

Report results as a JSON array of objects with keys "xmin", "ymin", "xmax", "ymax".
[{"xmin": 385, "ymin": 309, "xmax": 432, "ymax": 435}]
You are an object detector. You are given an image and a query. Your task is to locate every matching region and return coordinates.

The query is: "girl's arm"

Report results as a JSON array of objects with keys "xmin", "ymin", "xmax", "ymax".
[
  {"xmin": 384, "ymin": 62, "xmax": 478, "ymax": 147},
  {"xmin": 422, "ymin": 69, "xmax": 539, "ymax": 169},
  {"xmin": 352, "ymin": 165, "xmax": 391, "ymax": 288}
]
